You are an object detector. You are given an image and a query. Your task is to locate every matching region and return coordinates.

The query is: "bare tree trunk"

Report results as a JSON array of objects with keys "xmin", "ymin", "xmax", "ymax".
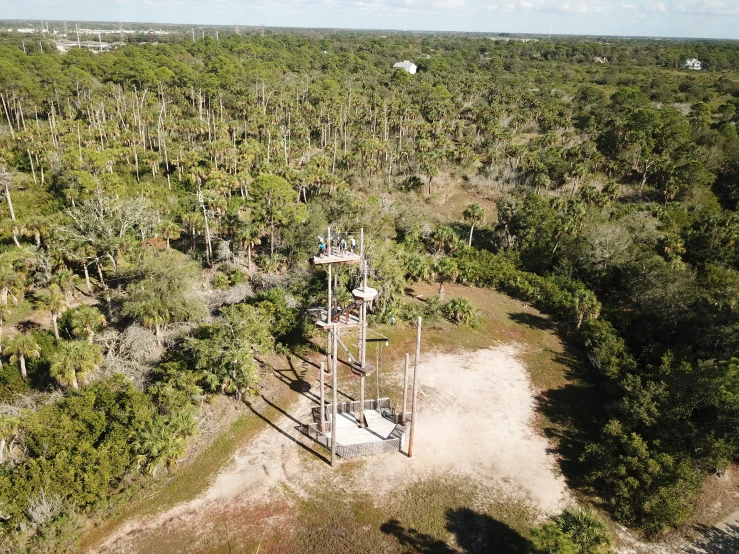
[
  {"xmin": 4, "ymin": 182, "xmax": 16, "ymax": 221},
  {"xmin": 95, "ymin": 261, "xmax": 106, "ymax": 289},
  {"xmin": 0, "ymin": 94, "xmax": 15, "ymax": 139},
  {"xmin": 270, "ymin": 216, "xmax": 275, "ymax": 258},
  {"xmin": 27, "ymin": 149, "xmax": 37, "ymax": 184},
  {"xmin": 133, "ymin": 146, "xmax": 140, "ymax": 182},
  {"xmin": 202, "ymin": 205, "xmax": 213, "ymax": 265},
  {"xmin": 468, "ymin": 224, "xmax": 474, "ymax": 247},
  {"xmin": 155, "ymin": 323, "xmax": 162, "ymax": 347},
  {"xmin": 83, "ymin": 263, "xmax": 92, "ymax": 294},
  {"xmin": 20, "ymin": 354, "xmax": 27, "ymax": 379},
  {"xmin": 52, "ymin": 314, "xmax": 59, "ymax": 339}
]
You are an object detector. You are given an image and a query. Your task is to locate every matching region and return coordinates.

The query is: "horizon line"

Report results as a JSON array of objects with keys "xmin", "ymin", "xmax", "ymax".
[{"xmin": 1, "ymin": 18, "xmax": 737, "ymax": 42}]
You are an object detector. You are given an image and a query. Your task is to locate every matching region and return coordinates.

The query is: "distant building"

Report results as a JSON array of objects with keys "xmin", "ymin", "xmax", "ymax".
[
  {"xmin": 55, "ymin": 39, "xmax": 112, "ymax": 54},
  {"xmin": 393, "ymin": 60, "xmax": 417, "ymax": 74},
  {"xmin": 594, "ymin": 56, "xmax": 608, "ymax": 64},
  {"xmin": 683, "ymin": 58, "xmax": 702, "ymax": 71}
]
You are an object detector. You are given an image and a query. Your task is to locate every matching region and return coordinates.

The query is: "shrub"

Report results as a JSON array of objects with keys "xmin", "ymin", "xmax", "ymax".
[
  {"xmin": 530, "ymin": 522, "xmax": 578, "ymax": 554},
  {"xmin": 212, "ymin": 273, "xmax": 230, "ymax": 289},
  {"xmin": 555, "ymin": 507, "xmax": 613, "ymax": 554},
  {"xmin": 582, "ymin": 419, "xmax": 703, "ymax": 534},
  {"xmin": 442, "ymin": 297, "xmax": 479, "ymax": 326}
]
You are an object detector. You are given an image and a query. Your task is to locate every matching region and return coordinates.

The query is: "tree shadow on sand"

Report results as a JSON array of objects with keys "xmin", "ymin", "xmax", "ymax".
[
  {"xmin": 683, "ymin": 522, "xmax": 739, "ymax": 554},
  {"xmin": 381, "ymin": 507, "xmax": 532, "ymax": 554}
]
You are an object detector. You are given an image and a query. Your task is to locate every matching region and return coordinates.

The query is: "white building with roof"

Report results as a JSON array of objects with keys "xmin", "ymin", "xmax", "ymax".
[
  {"xmin": 393, "ymin": 60, "xmax": 417, "ymax": 74},
  {"xmin": 683, "ymin": 58, "xmax": 702, "ymax": 70}
]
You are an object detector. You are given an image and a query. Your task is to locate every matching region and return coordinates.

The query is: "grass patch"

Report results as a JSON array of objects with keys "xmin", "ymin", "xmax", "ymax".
[{"xmin": 284, "ymin": 474, "xmax": 538, "ymax": 554}]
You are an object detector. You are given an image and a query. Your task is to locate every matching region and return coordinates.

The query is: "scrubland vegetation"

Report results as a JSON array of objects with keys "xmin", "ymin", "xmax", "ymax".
[{"xmin": 1, "ymin": 28, "xmax": 739, "ymax": 551}]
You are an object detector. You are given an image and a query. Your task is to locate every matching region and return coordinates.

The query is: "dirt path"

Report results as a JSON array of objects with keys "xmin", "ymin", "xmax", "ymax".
[{"xmin": 92, "ymin": 345, "xmax": 572, "ymax": 553}]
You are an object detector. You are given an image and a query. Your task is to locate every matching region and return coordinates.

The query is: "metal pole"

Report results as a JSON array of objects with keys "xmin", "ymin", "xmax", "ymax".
[
  {"xmin": 358, "ymin": 228, "xmax": 367, "ymax": 427},
  {"xmin": 331, "ymin": 324, "xmax": 338, "ymax": 466},
  {"xmin": 319, "ymin": 361, "xmax": 325, "ymax": 434},
  {"xmin": 401, "ymin": 353, "xmax": 409, "ymax": 425},
  {"xmin": 376, "ymin": 344, "xmax": 380, "ymax": 403},
  {"xmin": 326, "ymin": 227, "xmax": 332, "ymax": 325},
  {"xmin": 408, "ymin": 317, "xmax": 422, "ymax": 458}
]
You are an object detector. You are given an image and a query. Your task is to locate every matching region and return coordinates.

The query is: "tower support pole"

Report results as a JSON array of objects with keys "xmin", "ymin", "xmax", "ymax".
[
  {"xmin": 408, "ymin": 317, "xmax": 422, "ymax": 458},
  {"xmin": 326, "ymin": 226, "xmax": 332, "ymax": 325},
  {"xmin": 319, "ymin": 361, "xmax": 325, "ymax": 434},
  {"xmin": 358, "ymin": 228, "xmax": 367, "ymax": 427},
  {"xmin": 331, "ymin": 325, "xmax": 338, "ymax": 466},
  {"xmin": 401, "ymin": 353, "xmax": 410, "ymax": 425}
]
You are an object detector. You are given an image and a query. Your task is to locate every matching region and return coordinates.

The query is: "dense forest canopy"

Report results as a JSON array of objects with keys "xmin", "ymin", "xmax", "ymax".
[{"xmin": 1, "ymin": 28, "xmax": 739, "ymax": 551}]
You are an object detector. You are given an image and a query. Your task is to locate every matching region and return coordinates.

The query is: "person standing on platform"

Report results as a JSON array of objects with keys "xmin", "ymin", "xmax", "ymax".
[
  {"xmin": 339, "ymin": 237, "xmax": 347, "ymax": 253},
  {"xmin": 349, "ymin": 235, "xmax": 356, "ymax": 253},
  {"xmin": 317, "ymin": 236, "xmax": 326, "ymax": 257}
]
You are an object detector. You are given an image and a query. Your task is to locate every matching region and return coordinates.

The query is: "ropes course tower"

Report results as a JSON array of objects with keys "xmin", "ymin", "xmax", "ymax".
[{"xmin": 303, "ymin": 227, "xmax": 412, "ymax": 465}]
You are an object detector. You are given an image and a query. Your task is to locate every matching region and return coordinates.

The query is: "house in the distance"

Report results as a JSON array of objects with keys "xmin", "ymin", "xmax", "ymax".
[
  {"xmin": 683, "ymin": 58, "xmax": 702, "ymax": 71},
  {"xmin": 393, "ymin": 60, "xmax": 417, "ymax": 74},
  {"xmin": 594, "ymin": 56, "xmax": 608, "ymax": 64}
]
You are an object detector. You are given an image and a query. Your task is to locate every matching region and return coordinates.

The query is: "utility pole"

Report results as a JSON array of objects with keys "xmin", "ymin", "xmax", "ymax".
[
  {"xmin": 75, "ymin": 24, "xmax": 80, "ymax": 48},
  {"xmin": 408, "ymin": 317, "xmax": 422, "ymax": 458},
  {"xmin": 192, "ymin": 27, "xmax": 195, "ymax": 43}
]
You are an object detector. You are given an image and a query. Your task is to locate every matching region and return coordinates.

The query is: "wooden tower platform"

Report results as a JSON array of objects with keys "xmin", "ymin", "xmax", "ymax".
[{"xmin": 312, "ymin": 252, "xmax": 361, "ymax": 265}]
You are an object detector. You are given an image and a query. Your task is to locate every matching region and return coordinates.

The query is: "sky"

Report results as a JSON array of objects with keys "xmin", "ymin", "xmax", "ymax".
[{"xmin": 1, "ymin": 0, "xmax": 738, "ymax": 40}]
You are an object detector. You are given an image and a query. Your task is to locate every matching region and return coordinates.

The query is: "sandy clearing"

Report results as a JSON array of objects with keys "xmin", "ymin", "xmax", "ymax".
[{"xmin": 92, "ymin": 345, "xmax": 572, "ymax": 553}]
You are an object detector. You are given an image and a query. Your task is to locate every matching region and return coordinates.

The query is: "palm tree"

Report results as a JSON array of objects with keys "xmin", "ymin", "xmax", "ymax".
[
  {"xmin": 51, "ymin": 268, "xmax": 79, "ymax": 308},
  {"xmin": 433, "ymin": 257, "xmax": 459, "ymax": 301},
  {"xmin": 555, "ymin": 507, "xmax": 612, "ymax": 553},
  {"xmin": 431, "ymin": 225, "xmax": 459, "ymax": 255},
  {"xmin": 0, "ymin": 263, "xmax": 24, "ymax": 306},
  {"xmin": 70, "ymin": 305, "xmax": 106, "ymax": 343},
  {"xmin": 134, "ymin": 418, "xmax": 188, "ymax": 477},
  {"xmin": 159, "ymin": 219, "xmax": 181, "ymax": 250},
  {"xmin": 443, "ymin": 297, "xmax": 478, "ymax": 325},
  {"xmin": 5, "ymin": 332, "xmax": 41, "ymax": 379},
  {"xmin": 36, "ymin": 285, "xmax": 66, "ymax": 339},
  {"xmin": 463, "ymin": 203, "xmax": 485, "ymax": 247},
  {"xmin": 573, "ymin": 290, "xmax": 601, "ymax": 330},
  {"xmin": 123, "ymin": 292, "xmax": 170, "ymax": 347},
  {"xmin": 49, "ymin": 340, "xmax": 103, "ymax": 390}
]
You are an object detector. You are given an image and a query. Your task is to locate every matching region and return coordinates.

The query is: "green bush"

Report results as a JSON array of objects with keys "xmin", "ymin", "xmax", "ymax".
[
  {"xmin": 555, "ymin": 507, "xmax": 613, "ymax": 554},
  {"xmin": 530, "ymin": 522, "xmax": 578, "ymax": 554},
  {"xmin": 582, "ymin": 419, "xmax": 702, "ymax": 533},
  {"xmin": 212, "ymin": 272, "xmax": 230, "ymax": 289},
  {"xmin": 442, "ymin": 297, "xmax": 479, "ymax": 326}
]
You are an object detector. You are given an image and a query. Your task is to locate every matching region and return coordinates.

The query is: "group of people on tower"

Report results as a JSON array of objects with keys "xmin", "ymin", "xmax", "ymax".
[{"xmin": 317, "ymin": 234, "xmax": 356, "ymax": 257}]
